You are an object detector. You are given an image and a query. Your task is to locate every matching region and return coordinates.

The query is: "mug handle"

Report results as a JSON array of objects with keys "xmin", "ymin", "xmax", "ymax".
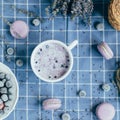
[{"xmin": 68, "ymin": 40, "xmax": 78, "ymax": 50}]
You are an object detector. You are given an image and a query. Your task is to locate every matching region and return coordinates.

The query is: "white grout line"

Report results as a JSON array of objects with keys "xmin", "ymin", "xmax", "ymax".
[
  {"xmin": 103, "ymin": 0, "xmax": 105, "ymax": 103},
  {"xmin": 116, "ymin": 26, "xmax": 119, "ymax": 120},
  {"xmin": 18, "ymin": 96, "xmax": 119, "ymax": 99},
  {"xmin": 38, "ymin": 0, "xmax": 41, "ymax": 119},
  {"xmin": 14, "ymin": 0, "xmax": 16, "ymax": 119},
  {"xmin": 64, "ymin": 17, "xmax": 67, "ymax": 113},
  {"xmin": 1, "ymin": 0, "xmax": 3, "ymax": 63},
  {"xmin": 8, "ymin": 69, "xmax": 117, "ymax": 72},
  {"xmin": 0, "ymin": 55, "xmax": 119, "ymax": 59},
  {"xmin": 90, "ymin": 16, "xmax": 93, "ymax": 120},
  {"xmin": 26, "ymin": 0, "xmax": 29, "ymax": 120},
  {"xmin": 77, "ymin": 17, "xmax": 80, "ymax": 119},
  {"xmin": 14, "ymin": 108, "xmax": 120, "ymax": 112},
  {"xmin": 52, "ymin": 12, "xmax": 54, "ymax": 120},
  {"xmin": 0, "ymin": 28, "xmax": 118, "ymax": 32},
  {"xmin": 18, "ymin": 82, "xmax": 114, "ymax": 86},
  {"xmin": 0, "ymin": 41, "xmax": 120, "ymax": 45}
]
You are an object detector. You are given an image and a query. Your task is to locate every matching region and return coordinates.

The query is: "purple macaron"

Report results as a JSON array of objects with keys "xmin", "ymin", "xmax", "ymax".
[
  {"xmin": 96, "ymin": 102, "xmax": 115, "ymax": 120},
  {"xmin": 10, "ymin": 20, "xmax": 29, "ymax": 39},
  {"xmin": 97, "ymin": 42, "xmax": 114, "ymax": 60},
  {"xmin": 42, "ymin": 98, "xmax": 61, "ymax": 110}
]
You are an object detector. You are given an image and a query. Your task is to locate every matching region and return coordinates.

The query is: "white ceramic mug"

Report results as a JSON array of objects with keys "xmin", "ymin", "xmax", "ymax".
[{"xmin": 31, "ymin": 40, "xmax": 78, "ymax": 82}]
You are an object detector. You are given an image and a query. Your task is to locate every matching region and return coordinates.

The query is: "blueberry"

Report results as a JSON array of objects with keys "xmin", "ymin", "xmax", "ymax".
[
  {"xmin": 102, "ymin": 84, "xmax": 111, "ymax": 92},
  {"xmin": 8, "ymin": 94, "xmax": 14, "ymax": 100},
  {"xmin": 7, "ymin": 47, "xmax": 14, "ymax": 55},
  {"xmin": 55, "ymin": 60, "xmax": 58, "ymax": 63},
  {"xmin": 61, "ymin": 64, "xmax": 64, "ymax": 68},
  {"xmin": 96, "ymin": 23, "xmax": 104, "ymax": 31},
  {"xmin": 67, "ymin": 59, "xmax": 70, "ymax": 62},
  {"xmin": 65, "ymin": 66, "xmax": 68, "ymax": 68},
  {"xmin": 0, "ymin": 87, "xmax": 8, "ymax": 94},
  {"xmin": 62, "ymin": 113, "xmax": 70, "ymax": 120},
  {"xmin": 32, "ymin": 18, "xmax": 40, "ymax": 26},
  {"xmin": 0, "ymin": 73, "xmax": 5, "ymax": 79},
  {"xmin": 16, "ymin": 59, "xmax": 23, "ymax": 67},
  {"xmin": 49, "ymin": 76, "xmax": 51, "ymax": 79},
  {"xmin": 0, "ymin": 81, "xmax": 4, "ymax": 87},
  {"xmin": 5, "ymin": 74, "xmax": 11, "ymax": 80},
  {"xmin": 54, "ymin": 76, "xmax": 57, "ymax": 78},
  {"xmin": 6, "ymin": 81, "xmax": 13, "ymax": 88},
  {"xmin": 79, "ymin": 90, "xmax": 86, "ymax": 97},
  {"xmin": 3, "ymin": 106, "xmax": 10, "ymax": 112},
  {"xmin": 5, "ymin": 101, "xmax": 11, "ymax": 106},
  {"xmin": 2, "ymin": 79, "xmax": 7, "ymax": 84},
  {"xmin": 1, "ymin": 94, "xmax": 8, "ymax": 102},
  {"xmin": 8, "ymin": 88, "xmax": 14, "ymax": 94}
]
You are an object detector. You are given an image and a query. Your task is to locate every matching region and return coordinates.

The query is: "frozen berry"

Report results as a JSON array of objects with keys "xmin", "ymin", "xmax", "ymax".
[
  {"xmin": 0, "ymin": 81, "xmax": 4, "ymax": 87},
  {"xmin": 32, "ymin": 18, "xmax": 40, "ymax": 26},
  {"xmin": 62, "ymin": 113, "xmax": 70, "ymax": 120},
  {"xmin": 6, "ymin": 81, "xmax": 13, "ymax": 88},
  {"xmin": 0, "ymin": 87, "xmax": 8, "ymax": 94},
  {"xmin": 7, "ymin": 47, "xmax": 14, "ymax": 55},
  {"xmin": 5, "ymin": 74, "xmax": 11, "ymax": 80},
  {"xmin": 0, "ymin": 73, "xmax": 5, "ymax": 79},
  {"xmin": 1, "ymin": 94, "xmax": 8, "ymax": 102},
  {"xmin": 16, "ymin": 59, "xmax": 23, "ymax": 67}
]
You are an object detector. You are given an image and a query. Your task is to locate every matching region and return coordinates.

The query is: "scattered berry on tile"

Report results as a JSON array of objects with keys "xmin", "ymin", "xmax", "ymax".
[
  {"xmin": 32, "ymin": 18, "xmax": 40, "ymax": 26},
  {"xmin": 79, "ymin": 90, "xmax": 87, "ymax": 97},
  {"xmin": 6, "ymin": 47, "xmax": 14, "ymax": 55},
  {"xmin": 96, "ymin": 23, "xmax": 104, "ymax": 31},
  {"xmin": 61, "ymin": 113, "xmax": 70, "ymax": 120},
  {"xmin": 16, "ymin": 59, "xmax": 24, "ymax": 67},
  {"xmin": 102, "ymin": 84, "xmax": 111, "ymax": 92}
]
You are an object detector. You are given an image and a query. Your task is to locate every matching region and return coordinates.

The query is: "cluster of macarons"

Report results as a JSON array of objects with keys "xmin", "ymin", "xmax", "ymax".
[
  {"xmin": 42, "ymin": 98, "xmax": 116, "ymax": 120},
  {"xmin": 0, "ymin": 72, "xmax": 13, "ymax": 115}
]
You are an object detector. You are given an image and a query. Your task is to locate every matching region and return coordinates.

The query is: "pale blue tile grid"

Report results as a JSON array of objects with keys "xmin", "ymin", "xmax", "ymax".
[{"xmin": 0, "ymin": 0, "xmax": 120, "ymax": 120}]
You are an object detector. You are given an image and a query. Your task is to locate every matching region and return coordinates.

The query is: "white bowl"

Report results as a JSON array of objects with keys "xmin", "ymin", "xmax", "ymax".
[{"xmin": 0, "ymin": 62, "xmax": 19, "ymax": 120}]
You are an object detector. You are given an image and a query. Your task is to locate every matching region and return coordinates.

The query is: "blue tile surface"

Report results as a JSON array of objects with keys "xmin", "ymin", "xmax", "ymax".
[{"xmin": 0, "ymin": 0, "xmax": 119, "ymax": 120}]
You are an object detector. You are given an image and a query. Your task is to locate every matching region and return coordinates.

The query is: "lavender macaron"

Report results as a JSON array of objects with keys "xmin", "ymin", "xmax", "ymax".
[
  {"xmin": 97, "ymin": 42, "xmax": 114, "ymax": 60},
  {"xmin": 96, "ymin": 102, "xmax": 115, "ymax": 120},
  {"xmin": 42, "ymin": 98, "xmax": 61, "ymax": 110},
  {"xmin": 10, "ymin": 20, "xmax": 29, "ymax": 39}
]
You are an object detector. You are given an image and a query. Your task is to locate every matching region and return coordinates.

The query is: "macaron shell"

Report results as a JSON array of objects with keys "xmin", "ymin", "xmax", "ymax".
[
  {"xmin": 43, "ymin": 99, "xmax": 61, "ymax": 110},
  {"xmin": 10, "ymin": 20, "xmax": 29, "ymax": 39},
  {"xmin": 96, "ymin": 103, "xmax": 115, "ymax": 120},
  {"xmin": 97, "ymin": 42, "xmax": 114, "ymax": 60}
]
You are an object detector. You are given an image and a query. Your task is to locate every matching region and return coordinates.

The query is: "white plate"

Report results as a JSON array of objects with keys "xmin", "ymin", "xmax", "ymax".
[{"xmin": 0, "ymin": 62, "xmax": 19, "ymax": 120}]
